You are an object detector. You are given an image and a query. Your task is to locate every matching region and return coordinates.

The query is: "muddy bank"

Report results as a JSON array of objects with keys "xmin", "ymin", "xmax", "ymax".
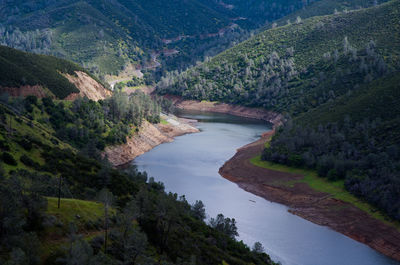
[
  {"xmin": 164, "ymin": 95, "xmax": 283, "ymax": 126},
  {"xmin": 103, "ymin": 115, "xmax": 199, "ymax": 166},
  {"xmin": 219, "ymin": 133, "xmax": 400, "ymax": 262}
]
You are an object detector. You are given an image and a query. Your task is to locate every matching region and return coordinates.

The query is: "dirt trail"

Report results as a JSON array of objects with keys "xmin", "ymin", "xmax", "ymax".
[{"xmin": 219, "ymin": 132, "xmax": 400, "ymax": 262}]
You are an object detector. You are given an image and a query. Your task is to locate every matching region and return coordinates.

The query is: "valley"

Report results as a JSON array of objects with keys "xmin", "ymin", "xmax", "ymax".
[{"xmin": 1, "ymin": 0, "xmax": 400, "ymax": 264}]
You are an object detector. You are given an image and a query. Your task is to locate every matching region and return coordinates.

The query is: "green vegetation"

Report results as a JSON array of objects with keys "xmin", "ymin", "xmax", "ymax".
[
  {"xmin": 0, "ymin": 0, "xmax": 238, "ymax": 76},
  {"xmin": 0, "ymin": 45, "xmax": 83, "ymax": 99},
  {"xmin": 250, "ymin": 156, "xmax": 400, "ymax": 230},
  {"xmin": 157, "ymin": 0, "xmax": 400, "ymax": 222},
  {"xmin": 46, "ymin": 197, "xmax": 105, "ymax": 229},
  {"xmin": 270, "ymin": 0, "xmax": 389, "ymax": 28},
  {"xmin": 1, "ymin": 0, "xmax": 355, "ymax": 77},
  {"xmin": 158, "ymin": 0, "xmax": 400, "ymax": 114},
  {"xmin": 0, "ymin": 45, "xmax": 277, "ymax": 264}
]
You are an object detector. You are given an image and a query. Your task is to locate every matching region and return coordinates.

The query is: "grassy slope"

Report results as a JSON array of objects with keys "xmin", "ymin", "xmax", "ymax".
[
  {"xmin": 46, "ymin": 197, "xmax": 105, "ymax": 228},
  {"xmin": 250, "ymin": 155, "xmax": 400, "ymax": 230},
  {"xmin": 0, "ymin": 104, "xmax": 73, "ymax": 173},
  {"xmin": 42, "ymin": 198, "xmax": 106, "ymax": 261}
]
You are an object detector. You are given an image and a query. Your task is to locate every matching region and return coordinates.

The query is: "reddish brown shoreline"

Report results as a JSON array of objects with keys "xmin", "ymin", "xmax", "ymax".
[
  {"xmin": 219, "ymin": 132, "xmax": 400, "ymax": 262},
  {"xmin": 164, "ymin": 95, "xmax": 283, "ymax": 126}
]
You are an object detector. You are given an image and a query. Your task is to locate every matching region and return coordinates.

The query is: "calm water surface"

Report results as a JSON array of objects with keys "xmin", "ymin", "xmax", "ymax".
[{"xmin": 133, "ymin": 111, "xmax": 399, "ymax": 265}]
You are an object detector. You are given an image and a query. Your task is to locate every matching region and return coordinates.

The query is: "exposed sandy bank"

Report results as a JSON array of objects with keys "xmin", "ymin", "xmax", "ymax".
[
  {"xmin": 63, "ymin": 71, "xmax": 111, "ymax": 101},
  {"xmin": 103, "ymin": 115, "xmax": 199, "ymax": 166},
  {"xmin": 219, "ymin": 132, "xmax": 400, "ymax": 262}
]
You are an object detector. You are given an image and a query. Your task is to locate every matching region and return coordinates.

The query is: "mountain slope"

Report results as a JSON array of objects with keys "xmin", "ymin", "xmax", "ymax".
[
  {"xmin": 157, "ymin": 0, "xmax": 400, "ymax": 114},
  {"xmin": 2, "ymin": 0, "xmax": 367, "ymax": 77},
  {"xmin": 0, "ymin": 48, "xmax": 277, "ymax": 265},
  {"xmin": 156, "ymin": 0, "xmax": 400, "ymax": 222},
  {"xmin": 0, "ymin": 0, "xmax": 235, "ymax": 76},
  {"xmin": 0, "ymin": 45, "xmax": 109, "ymax": 99}
]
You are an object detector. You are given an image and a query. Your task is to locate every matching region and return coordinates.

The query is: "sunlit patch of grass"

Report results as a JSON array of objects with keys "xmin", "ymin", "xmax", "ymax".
[
  {"xmin": 46, "ymin": 197, "xmax": 105, "ymax": 226},
  {"xmin": 160, "ymin": 119, "xmax": 169, "ymax": 125}
]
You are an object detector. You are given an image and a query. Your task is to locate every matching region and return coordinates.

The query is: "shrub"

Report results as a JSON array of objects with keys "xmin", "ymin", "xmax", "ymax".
[
  {"xmin": 20, "ymin": 154, "xmax": 40, "ymax": 169},
  {"xmin": 18, "ymin": 138, "xmax": 33, "ymax": 151},
  {"xmin": 2, "ymin": 152, "xmax": 17, "ymax": 166}
]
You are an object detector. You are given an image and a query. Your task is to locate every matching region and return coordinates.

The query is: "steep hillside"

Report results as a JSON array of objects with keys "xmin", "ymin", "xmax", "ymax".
[
  {"xmin": 271, "ymin": 0, "xmax": 388, "ymax": 27},
  {"xmin": 156, "ymin": 0, "xmax": 400, "ymax": 223},
  {"xmin": 1, "ymin": 0, "xmax": 357, "ymax": 77},
  {"xmin": 0, "ymin": 45, "xmax": 109, "ymax": 100},
  {"xmin": 157, "ymin": 0, "xmax": 400, "ymax": 115},
  {"xmin": 0, "ymin": 47, "xmax": 276, "ymax": 264},
  {"xmin": 0, "ymin": 0, "xmax": 235, "ymax": 75},
  {"xmin": 0, "ymin": 102, "xmax": 276, "ymax": 265}
]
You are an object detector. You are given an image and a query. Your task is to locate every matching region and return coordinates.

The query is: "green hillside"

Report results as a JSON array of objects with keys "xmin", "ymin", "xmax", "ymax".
[
  {"xmin": 271, "ymin": 0, "xmax": 388, "ymax": 27},
  {"xmin": 1, "ymin": 0, "xmax": 351, "ymax": 77},
  {"xmin": 0, "ymin": 89, "xmax": 276, "ymax": 265},
  {"xmin": 0, "ymin": 45, "xmax": 103, "ymax": 99},
  {"xmin": 157, "ymin": 0, "xmax": 400, "ymax": 114},
  {"xmin": 0, "ymin": 0, "xmax": 234, "ymax": 76},
  {"xmin": 157, "ymin": 0, "xmax": 400, "ymax": 221}
]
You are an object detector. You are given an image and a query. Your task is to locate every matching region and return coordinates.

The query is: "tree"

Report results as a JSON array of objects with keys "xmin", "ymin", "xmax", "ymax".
[
  {"xmin": 252, "ymin": 242, "xmax": 265, "ymax": 253},
  {"xmin": 209, "ymin": 214, "xmax": 238, "ymax": 239},
  {"xmin": 191, "ymin": 200, "xmax": 206, "ymax": 221},
  {"xmin": 97, "ymin": 189, "xmax": 115, "ymax": 254}
]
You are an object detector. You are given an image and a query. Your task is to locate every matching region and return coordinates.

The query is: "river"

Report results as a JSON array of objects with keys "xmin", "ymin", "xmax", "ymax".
[{"xmin": 133, "ymin": 110, "xmax": 399, "ymax": 265}]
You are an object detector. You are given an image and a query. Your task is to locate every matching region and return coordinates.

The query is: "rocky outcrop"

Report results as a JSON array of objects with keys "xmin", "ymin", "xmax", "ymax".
[
  {"xmin": 165, "ymin": 95, "xmax": 283, "ymax": 127},
  {"xmin": 103, "ymin": 116, "xmax": 199, "ymax": 166},
  {"xmin": 63, "ymin": 71, "xmax": 111, "ymax": 101}
]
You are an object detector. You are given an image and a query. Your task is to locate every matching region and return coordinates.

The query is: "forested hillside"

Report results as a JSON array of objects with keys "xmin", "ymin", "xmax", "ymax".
[
  {"xmin": 0, "ymin": 49, "xmax": 276, "ymax": 264},
  {"xmin": 157, "ymin": 0, "xmax": 400, "ymax": 113},
  {"xmin": 0, "ymin": 45, "xmax": 107, "ymax": 99},
  {"xmin": 270, "ymin": 0, "xmax": 388, "ymax": 27},
  {"xmin": 0, "ymin": 0, "xmax": 344, "ymax": 78},
  {"xmin": 157, "ymin": 0, "xmax": 400, "ymax": 221},
  {"xmin": 0, "ymin": 100, "xmax": 275, "ymax": 264}
]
